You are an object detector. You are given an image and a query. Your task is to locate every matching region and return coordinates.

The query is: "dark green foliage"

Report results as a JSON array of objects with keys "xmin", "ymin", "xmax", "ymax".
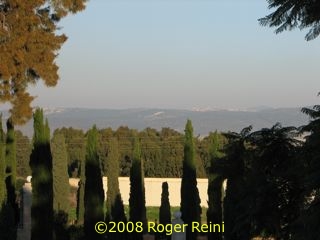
[
  {"xmin": 98, "ymin": 128, "xmax": 113, "ymax": 175},
  {"xmin": 221, "ymin": 124, "xmax": 303, "ymax": 240},
  {"xmin": 248, "ymin": 124, "xmax": 302, "ymax": 239},
  {"xmin": 180, "ymin": 120, "xmax": 201, "ymax": 240},
  {"xmin": 105, "ymin": 138, "xmax": 126, "ymax": 221},
  {"xmin": 5, "ymin": 119, "xmax": 19, "ymax": 239},
  {"xmin": 84, "ymin": 126, "xmax": 104, "ymax": 240},
  {"xmin": 106, "ymin": 137, "xmax": 127, "ymax": 240},
  {"xmin": 75, "ymin": 134, "xmax": 86, "ymax": 226},
  {"xmin": 116, "ymin": 126, "xmax": 135, "ymax": 177},
  {"xmin": 194, "ymin": 138, "xmax": 206, "ymax": 178},
  {"xmin": 140, "ymin": 128, "xmax": 163, "ymax": 177},
  {"xmin": 68, "ymin": 225, "xmax": 84, "ymax": 240},
  {"xmin": 15, "ymin": 130, "xmax": 32, "ymax": 177},
  {"xmin": 259, "ymin": 0, "xmax": 320, "ymax": 41},
  {"xmin": 76, "ymin": 171, "xmax": 85, "ymax": 225},
  {"xmin": 159, "ymin": 182, "xmax": 171, "ymax": 240},
  {"xmin": 105, "ymin": 137, "xmax": 121, "ymax": 221},
  {"xmin": 52, "ymin": 132, "xmax": 70, "ymax": 240},
  {"xmin": 129, "ymin": 136, "xmax": 147, "ymax": 240},
  {"xmin": 0, "ymin": 115, "xmax": 6, "ymax": 208},
  {"xmin": 222, "ymin": 126, "xmax": 252, "ymax": 240},
  {"xmin": 54, "ymin": 127, "xmax": 85, "ymax": 177},
  {"xmin": 53, "ymin": 210, "xmax": 69, "ymax": 240},
  {"xmin": 0, "ymin": 116, "xmax": 16, "ymax": 240},
  {"xmin": 30, "ymin": 108, "xmax": 54, "ymax": 240},
  {"xmin": 0, "ymin": 202, "xmax": 16, "ymax": 240},
  {"xmin": 52, "ymin": 132, "xmax": 70, "ymax": 214},
  {"xmin": 53, "ymin": 126, "xmax": 207, "ymax": 178},
  {"xmin": 293, "ymin": 103, "xmax": 320, "ymax": 239},
  {"xmin": 5, "ymin": 119, "xmax": 19, "ymax": 227},
  {"xmin": 6, "ymin": 118, "xmax": 16, "ymax": 189},
  {"xmin": 160, "ymin": 128, "xmax": 184, "ymax": 178},
  {"xmin": 206, "ymin": 132, "xmax": 225, "ymax": 240}
]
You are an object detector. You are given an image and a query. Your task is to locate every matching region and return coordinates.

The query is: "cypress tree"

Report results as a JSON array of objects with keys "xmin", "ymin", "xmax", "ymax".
[
  {"xmin": 129, "ymin": 136, "xmax": 147, "ymax": 240},
  {"xmin": 52, "ymin": 132, "xmax": 69, "ymax": 214},
  {"xmin": 5, "ymin": 118, "xmax": 16, "ymax": 192},
  {"xmin": 5, "ymin": 118, "xmax": 19, "ymax": 224},
  {"xmin": 222, "ymin": 127, "xmax": 252, "ymax": 240},
  {"xmin": 0, "ymin": 115, "xmax": 6, "ymax": 208},
  {"xmin": 30, "ymin": 109, "xmax": 54, "ymax": 240},
  {"xmin": 207, "ymin": 132, "xmax": 225, "ymax": 240},
  {"xmin": 0, "ymin": 115, "xmax": 7, "ymax": 238},
  {"xmin": 83, "ymin": 126, "xmax": 104, "ymax": 240},
  {"xmin": 0, "ymin": 141, "xmax": 5, "ymax": 237},
  {"xmin": 106, "ymin": 138, "xmax": 126, "ymax": 222},
  {"xmin": 51, "ymin": 132, "xmax": 70, "ymax": 240},
  {"xmin": 0, "ymin": 115, "xmax": 15, "ymax": 240},
  {"xmin": 159, "ymin": 182, "xmax": 171, "ymax": 240},
  {"xmin": 181, "ymin": 119, "xmax": 201, "ymax": 240},
  {"xmin": 0, "ymin": 204, "xmax": 15, "ymax": 240},
  {"xmin": 106, "ymin": 138, "xmax": 127, "ymax": 240},
  {"xmin": 73, "ymin": 130, "xmax": 86, "ymax": 226},
  {"xmin": 76, "ymin": 162, "xmax": 85, "ymax": 225},
  {"xmin": 4, "ymin": 118, "xmax": 19, "ymax": 240}
]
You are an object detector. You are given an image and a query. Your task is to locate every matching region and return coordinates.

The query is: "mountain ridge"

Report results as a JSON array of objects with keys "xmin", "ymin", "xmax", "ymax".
[{"xmin": 1, "ymin": 107, "xmax": 310, "ymax": 137}]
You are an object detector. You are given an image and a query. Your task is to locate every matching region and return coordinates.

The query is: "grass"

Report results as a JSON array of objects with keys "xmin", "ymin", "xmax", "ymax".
[
  {"xmin": 142, "ymin": 206, "xmax": 208, "ymax": 223},
  {"xmin": 68, "ymin": 205, "xmax": 208, "ymax": 224}
]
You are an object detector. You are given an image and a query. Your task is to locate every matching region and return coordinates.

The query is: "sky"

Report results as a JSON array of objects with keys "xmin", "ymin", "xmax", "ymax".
[{"xmin": 28, "ymin": 0, "xmax": 320, "ymax": 110}]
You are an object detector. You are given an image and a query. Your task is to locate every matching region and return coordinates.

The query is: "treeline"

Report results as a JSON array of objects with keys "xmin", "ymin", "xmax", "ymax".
[{"xmin": 13, "ymin": 126, "xmax": 227, "ymax": 179}]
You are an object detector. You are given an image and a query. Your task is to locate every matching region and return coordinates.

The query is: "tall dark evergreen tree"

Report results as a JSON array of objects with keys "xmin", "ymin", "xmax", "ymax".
[
  {"xmin": 0, "ymin": 115, "xmax": 6, "ymax": 209},
  {"xmin": 5, "ymin": 118, "xmax": 16, "ymax": 194},
  {"xmin": 4, "ymin": 118, "xmax": 19, "ymax": 240},
  {"xmin": 129, "ymin": 136, "xmax": 147, "ymax": 240},
  {"xmin": 106, "ymin": 138, "xmax": 127, "ymax": 240},
  {"xmin": 294, "ymin": 102, "xmax": 320, "ymax": 239},
  {"xmin": 106, "ymin": 138, "xmax": 126, "ymax": 222},
  {"xmin": 180, "ymin": 119, "xmax": 201, "ymax": 240},
  {"xmin": 76, "ymin": 162, "xmax": 85, "ymax": 226},
  {"xmin": 29, "ymin": 109, "xmax": 54, "ymax": 240},
  {"xmin": 159, "ymin": 182, "xmax": 171, "ymax": 240},
  {"xmin": 247, "ymin": 124, "xmax": 302, "ymax": 239},
  {"xmin": 222, "ymin": 124, "xmax": 302, "ymax": 240},
  {"xmin": 76, "ymin": 135, "xmax": 87, "ymax": 227},
  {"xmin": 0, "ymin": 115, "xmax": 16, "ymax": 240},
  {"xmin": 98, "ymin": 128, "xmax": 113, "ymax": 175},
  {"xmin": 0, "ymin": 115, "xmax": 10, "ymax": 240},
  {"xmin": 51, "ymin": 132, "xmax": 70, "ymax": 240},
  {"xmin": 72, "ymin": 131, "xmax": 86, "ymax": 226},
  {"xmin": 207, "ymin": 132, "xmax": 225, "ymax": 240},
  {"xmin": 223, "ymin": 126, "xmax": 252, "ymax": 240},
  {"xmin": 83, "ymin": 126, "xmax": 104, "ymax": 240},
  {"xmin": 52, "ymin": 132, "xmax": 69, "ymax": 214}
]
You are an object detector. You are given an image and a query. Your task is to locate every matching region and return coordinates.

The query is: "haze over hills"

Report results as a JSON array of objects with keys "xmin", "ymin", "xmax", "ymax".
[{"xmin": 2, "ymin": 107, "xmax": 310, "ymax": 137}]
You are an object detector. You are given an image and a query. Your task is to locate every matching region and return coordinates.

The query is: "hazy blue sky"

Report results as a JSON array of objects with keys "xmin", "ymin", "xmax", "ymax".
[{"xmin": 28, "ymin": 0, "xmax": 319, "ymax": 110}]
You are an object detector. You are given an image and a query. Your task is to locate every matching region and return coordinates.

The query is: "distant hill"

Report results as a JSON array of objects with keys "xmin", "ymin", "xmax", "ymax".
[{"xmin": 2, "ymin": 107, "xmax": 310, "ymax": 137}]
